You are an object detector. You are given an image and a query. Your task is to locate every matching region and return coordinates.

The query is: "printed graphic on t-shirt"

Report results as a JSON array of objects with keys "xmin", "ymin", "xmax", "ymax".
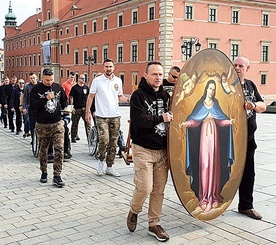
[
  {"xmin": 144, "ymin": 98, "xmax": 169, "ymax": 137},
  {"xmin": 38, "ymin": 90, "xmax": 61, "ymax": 113}
]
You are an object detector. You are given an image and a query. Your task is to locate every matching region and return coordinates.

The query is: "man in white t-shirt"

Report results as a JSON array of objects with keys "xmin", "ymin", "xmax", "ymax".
[{"xmin": 85, "ymin": 58, "xmax": 129, "ymax": 177}]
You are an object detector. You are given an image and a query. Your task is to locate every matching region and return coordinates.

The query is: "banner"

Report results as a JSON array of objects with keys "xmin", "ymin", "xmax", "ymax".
[{"xmin": 42, "ymin": 40, "xmax": 51, "ymax": 64}]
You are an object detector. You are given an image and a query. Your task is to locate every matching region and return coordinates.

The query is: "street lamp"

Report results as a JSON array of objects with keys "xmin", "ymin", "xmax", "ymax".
[
  {"xmin": 181, "ymin": 38, "xmax": 201, "ymax": 58},
  {"xmin": 84, "ymin": 55, "xmax": 94, "ymax": 83}
]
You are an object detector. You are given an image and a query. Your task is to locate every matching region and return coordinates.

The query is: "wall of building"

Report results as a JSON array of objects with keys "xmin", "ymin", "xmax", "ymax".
[{"xmin": 2, "ymin": 0, "xmax": 276, "ymax": 102}]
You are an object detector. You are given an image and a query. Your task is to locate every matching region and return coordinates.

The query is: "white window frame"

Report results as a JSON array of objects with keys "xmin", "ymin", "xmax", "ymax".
[
  {"xmin": 231, "ymin": 7, "xmax": 240, "ymax": 24},
  {"xmin": 209, "ymin": 5, "xmax": 218, "ymax": 22},
  {"xmin": 185, "ymin": 3, "xmax": 194, "ymax": 20},
  {"xmin": 146, "ymin": 39, "xmax": 155, "ymax": 61},
  {"xmin": 148, "ymin": 4, "xmax": 155, "ymax": 21}
]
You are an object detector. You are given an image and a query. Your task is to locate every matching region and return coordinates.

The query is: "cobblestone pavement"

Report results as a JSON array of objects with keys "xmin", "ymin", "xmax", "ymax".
[{"xmin": 0, "ymin": 107, "xmax": 275, "ymax": 245}]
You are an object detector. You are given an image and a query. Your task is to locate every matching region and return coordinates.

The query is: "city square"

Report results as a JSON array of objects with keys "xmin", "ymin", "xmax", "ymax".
[{"xmin": 0, "ymin": 106, "xmax": 275, "ymax": 244}]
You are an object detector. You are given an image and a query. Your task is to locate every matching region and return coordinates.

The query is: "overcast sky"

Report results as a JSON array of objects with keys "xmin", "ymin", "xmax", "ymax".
[{"xmin": 0, "ymin": 0, "xmax": 41, "ymax": 48}]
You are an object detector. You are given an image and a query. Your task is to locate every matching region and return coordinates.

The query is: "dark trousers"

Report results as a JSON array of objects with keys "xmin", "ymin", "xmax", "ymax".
[
  {"xmin": 8, "ymin": 108, "xmax": 14, "ymax": 130},
  {"xmin": 15, "ymin": 108, "xmax": 22, "ymax": 132},
  {"xmin": 238, "ymin": 138, "xmax": 257, "ymax": 211},
  {"xmin": 23, "ymin": 113, "xmax": 30, "ymax": 134},
  {"xmin": 1, "ymin": 107, "xmax": 7, "ymax": 127}
]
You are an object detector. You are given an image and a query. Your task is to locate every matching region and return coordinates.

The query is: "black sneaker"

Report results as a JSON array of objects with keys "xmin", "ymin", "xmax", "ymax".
[
  {"xmin": 64, "ymin": 152, "xmax": 72, "ymax": 159},
  {"xmin": 71, "ymin": 138, "xmax": 77, "ymax": 143},
  {"xmin": 53, "ymin": 176, "xmax": 65, "ymax": 188},
  {"xmin": 40, "ymin": 173, "xmax": 48, "ymax": 183}
]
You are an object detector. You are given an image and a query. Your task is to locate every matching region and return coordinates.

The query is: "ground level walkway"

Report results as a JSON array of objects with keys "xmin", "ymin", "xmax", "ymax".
[{"xmin": 0, "ymin": 107, "xmax": 275, "ymax": 244}]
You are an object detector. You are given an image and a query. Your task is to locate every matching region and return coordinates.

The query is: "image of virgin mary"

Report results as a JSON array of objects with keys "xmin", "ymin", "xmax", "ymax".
[{"xmin": 180, "ymin": 80, "xmax": 235, "ymax": 212}]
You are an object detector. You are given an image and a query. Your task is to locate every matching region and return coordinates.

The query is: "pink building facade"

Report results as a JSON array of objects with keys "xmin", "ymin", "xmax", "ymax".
[{"xmin": 3, "ymin": 0, "xmax": 276, "ymax": 102}]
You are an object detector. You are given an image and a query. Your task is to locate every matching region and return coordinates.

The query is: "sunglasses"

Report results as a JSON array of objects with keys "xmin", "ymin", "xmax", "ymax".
[
  {"xmin": 170, "ymin": 73, "xmax": 178, "ymax": 79},
  {"xmin": 19, "ymin": 82, "xmax": 25, "ymax": 84},
  {"xmin": 80, "ymin": 77, "xmax": 86, "ymax": 80}
]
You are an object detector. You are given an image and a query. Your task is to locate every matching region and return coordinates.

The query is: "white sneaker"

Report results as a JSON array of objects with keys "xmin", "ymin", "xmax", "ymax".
[
  {"xmin": 97, "ymin": 161, "xmax": 105, "ymax": 176},
  {"xmin": 106, "ymin": 167, "xmax": 121, "ymax": 177}
]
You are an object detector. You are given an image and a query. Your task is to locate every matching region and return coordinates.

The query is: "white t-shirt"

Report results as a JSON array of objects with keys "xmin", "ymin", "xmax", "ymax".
[{"xmin": 90, "ymin": 74, "xmax": 123, "ymax": 118}]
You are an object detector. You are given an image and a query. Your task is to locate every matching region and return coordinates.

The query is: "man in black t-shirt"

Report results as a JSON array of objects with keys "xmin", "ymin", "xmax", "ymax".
[
  {"xmin": 162, "ymin": 66, "xmax": 180, "ymax": 97},
  {"xmin": 233, "ymin": 56, "xmax": 266, "ymax": 220},
  {"xmin": 69, "ymin": 74, "xmax": 91, "ymax": 143},
  {"xmin": 30, "ymin": 69, "xmax": 68, "ymax": 187}
]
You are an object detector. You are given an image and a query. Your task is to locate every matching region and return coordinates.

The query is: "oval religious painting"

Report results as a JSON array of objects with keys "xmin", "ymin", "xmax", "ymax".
[{"xmin": 169, "ymin": 49, "xmax": 247, "ymax": 220}]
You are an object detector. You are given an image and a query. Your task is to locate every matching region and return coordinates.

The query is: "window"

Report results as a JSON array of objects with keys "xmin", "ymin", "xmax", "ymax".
[
  {"xmin": 93, "ymin": 20, "xmax": 97, "ymax": 33},
  {"xmin": 66, "ymin": 27, "xmax": 69, "ymax": 34},
  {"xmin": 209, "ymin": 6, "xmax": 217, "ymax": 22},
  {"xmin": 230, "ymin": 43, "xmax": 240, "ymax": 61},
  {"xmin": 29, "ymin": 55, "xmax": 32, "ymax": 66},
  {"xmin": 119, "ymin": 72, "xmax": 125, "ymax": 85},
  {"xmin": 92, "ymin": 48, "xmax": 98, "ymax": 64},
  {"xmin": 102, "ymin": 46, "xmax": 108, "ymax": 61},
  {"xmin": 131, "ymin": 43, "xmax": 138, "ymax": 62},
  {"xmin": 232, "ymin": 8, "xmax": 240, "ymax": 24},
  {"xmin": 33, "ymin": 55, "xmax": 36, "ymax": 66},
  {"xmin": 47, "ymin": 32, "xmax": 50, "ymax": 40},
  {"xmin": 33, "ymin": 36, "xmax": 36, "ymax": 45},
  {"xmin": 260, "ymin": 72, "xmax": 267, "ymax": 85},
  {"xmin": 261, "ymin": 43, "xmax": 270, "ymax": 62},
  {"xmin": 47, "ymin": 10, "xmax": 51, "ymax": 20},
  {"xmin": 75, "ymin": 25, "xmax": 78, "ymax": 36},
  {"xmin": 262, "ymin": 11, "xmax": 270, "ymax": 26},
  {"xmin": 147, "ymin": 40, "xmax": 155, "ymax": 61},
  {"xmin": 83, "ymin": 23, "xmax": 87, "ymax": 35},
  {"xmin": 59, "ymin": 29, "xmax": 63, "ymax": 36},
  {"xmin": 37, "ymin": 35, "xmax": 40, "ymax": 44},
  {"xmin": 118, "ymin": 13, "xmax": 123, "ymax": 27},
  {"xmin": 207, "ymin": 38, "xmax": 219, "ymax": 49},
  {"xmin": 103, "ymin": 17, "xmax": 108, "ymax": 30},
  {"xmin": 74, "ymin": 50, "xmax": 79, "ymax": 65},
  {"xmin": 38, "ymin": 54, "xmax": 41, "ymax": 66},
  {"xmin": 209, "ymin": 43, "xmax": 217, "ymax": 49},
  {"xmin": 83, "ymin": 49, "xmax": 88, "ymax": 64},
  {"xmin": 148, "ymin": 5, "xmax": 155, "ymax": 21},
  {"xmin": 60, "ymin": 44, "xmax": 63, "ymax": 55},
  {"xmin": 117, "ymin": 44, "xmax": 123, "ymax": 63},
  {"xmin": 185, "ymin": 4, "xmax": 194, "ymax": 20},
  {"xmin": 60, "ymin": 68, "xmax": 63, "ymax": 78},
  {"xmin": 66, "ymin": 42, "xmax": 70, "ymax": 54},
  {"xmin": 132, "ymin": 9, "xmax": 138, "ymax": 24}
]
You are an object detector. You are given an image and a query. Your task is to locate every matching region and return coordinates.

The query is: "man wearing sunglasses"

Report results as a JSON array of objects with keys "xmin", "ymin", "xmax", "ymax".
[
  {"xmin": 69, "ymin": 74, "xmax": 91, "ymax": 143},
  {"xmin": 162, "ymin": 66, "xmax": 180, "ymax": 96}
]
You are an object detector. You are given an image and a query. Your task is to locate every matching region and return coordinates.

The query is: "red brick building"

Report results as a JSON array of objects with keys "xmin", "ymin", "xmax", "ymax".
[{"xmin": 3, "ymin": 0, "xmax": 276, "ymax": 101}]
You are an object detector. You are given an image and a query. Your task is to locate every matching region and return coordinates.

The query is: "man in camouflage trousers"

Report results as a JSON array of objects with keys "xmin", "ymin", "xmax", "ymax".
[
  {"xmin": 30, "ymin": 69, "xmax": 68, "ymax": 187},
  {"xmin": 85, "ymin": 59, "xmax": 129, "ymax": 177}
]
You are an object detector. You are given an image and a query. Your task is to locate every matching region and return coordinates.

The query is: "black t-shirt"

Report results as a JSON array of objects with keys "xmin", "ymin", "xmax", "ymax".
[
  {"xmin": 243, "ymin": 78, "xmax": 263, "ymax": 142},
  {"xmin": 30, "ymin": 82, "xmax": 67, "ymax": 124},
  {"xmin": 162, "ymin": 79, "xmax": 174, "ymax": 97},
  {"xmin": 69, "ymin": 84, "xmax": 89, "ymax": 109}
]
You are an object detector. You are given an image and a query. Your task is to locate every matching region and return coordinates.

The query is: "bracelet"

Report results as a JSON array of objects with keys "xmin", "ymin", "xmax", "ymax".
[{"xmin": 252, "ymin": 101, "xmax": 256, "ymax": 109}]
